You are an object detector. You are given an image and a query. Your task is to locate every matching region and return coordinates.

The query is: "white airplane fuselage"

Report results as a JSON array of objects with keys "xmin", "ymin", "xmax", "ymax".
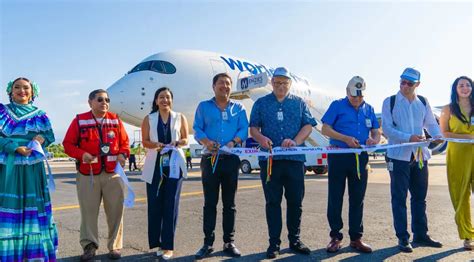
[{"xmin": 107, "ymin": 49, "xmax": 336, "ymax": 146}]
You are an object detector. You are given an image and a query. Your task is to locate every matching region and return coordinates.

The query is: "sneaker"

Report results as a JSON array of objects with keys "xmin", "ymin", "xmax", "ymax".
[
  {"xmin": 464, "ymin": 239, "xmax": 474, "ymax": 250},
  {"xmin": 289, "ymin": 240, "xmax": 311, "ymax": 255},
  {"xmin": 398, "ymin": 239, "xmax": 413, "ymax": 253},
  {"xmin": 223, "ymin": 242, "xmax": 241, "ymax": 257},
  {"xmin": 156, "ymin": 247, "xmax": 163, "ymax": 257},
  {"xmin": 162, "ymin": 250, "xmax": 173, "ymax": 260},
  {"xmin": 266, "ymin": 245, "xmax": 280, "ymax": 259},
  {"xmin": 80, "ymin": 243, "xmax": 97, "ymax": 261},
  {"xmin": 195, "ymin": 245, "xmax": 214, "ymax": 260},
  {"xmin": 413, "ymin": 234, "xmax": 443, "ymax": 248},
  {"xmin": 108, "ymin": 249, "xmax": 121, "ymax": 260}
]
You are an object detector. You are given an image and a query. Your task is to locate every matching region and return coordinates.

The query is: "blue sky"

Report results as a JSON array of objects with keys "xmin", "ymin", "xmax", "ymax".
[{"xmin": 1, "ymin": 0, "xmax": 472, "ymax": 142}]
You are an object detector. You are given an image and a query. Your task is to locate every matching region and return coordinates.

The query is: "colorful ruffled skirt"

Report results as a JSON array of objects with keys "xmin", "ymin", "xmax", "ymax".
[{"xmin": 0, "ymin": 162, "xmax": 58, "ymax": 261}]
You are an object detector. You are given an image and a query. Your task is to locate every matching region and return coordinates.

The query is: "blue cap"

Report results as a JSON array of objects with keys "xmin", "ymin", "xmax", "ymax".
[
  {"xmin": 400, "ymin": 67, "xmax": 421, "ymax": 83},
  {"xmin": 273, "ymin": 67, "xmax": 291, "ymax": 79}
]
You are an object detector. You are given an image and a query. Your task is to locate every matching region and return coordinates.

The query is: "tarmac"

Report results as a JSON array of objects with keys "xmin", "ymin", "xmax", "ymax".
[{"xmin": 49, "ymin": 155, "xmax": 474, "ymax": 261}]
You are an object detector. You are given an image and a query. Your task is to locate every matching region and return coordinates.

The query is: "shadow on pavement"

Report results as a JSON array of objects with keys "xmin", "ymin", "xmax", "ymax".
[{"xmin": 412, "ymin": 247, "xmax": 466, "ymax": 262}]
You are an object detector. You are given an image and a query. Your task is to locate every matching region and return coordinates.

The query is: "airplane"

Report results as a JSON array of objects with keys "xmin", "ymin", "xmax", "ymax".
[{"xmin": 106, "ymin": 49, "xmax": 447, "ymax": 173}]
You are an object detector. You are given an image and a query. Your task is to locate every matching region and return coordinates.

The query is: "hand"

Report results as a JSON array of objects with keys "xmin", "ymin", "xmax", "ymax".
[
  {"xmin": 226, "ymin": 141, "xmax": 235, "ymax": 148},
  {"xmin": 16, "ymin": 146, "xmax": 32, "ymax": 157},
  {"xmin": 258, "ymin": 136, "xmax": 273, "ymax": 150},
  {"xmin": 344, "ymin": 136, "xmax": 361, "ymax": 148},
  {"xmin": 117, "ymin": 154, "xmax": 126, "ymax": 167},
  {"xmin": 281, "ymin": 138, "xmax": 296, "ymax": 147},
  {"xmin": 205, "ymin": 140, "xmax": 219, "ymax": 152},
  {"xmin": 366, "ymin": 137, "xmax": 378, "ymax": 146},
  {"xmin": 33, "ymin": 135, "xmax": 45, "ymax": 145},
  {"xmin": 155, "ymin": 142, "xmax": 165, "ymax": 151},
  {"xmin": 409, "ymin": 135, "xmax": 425, "ymax": 142},
  {"xmin": 82, "ymin": 152, "xmax": 97, "ymax": 164}
]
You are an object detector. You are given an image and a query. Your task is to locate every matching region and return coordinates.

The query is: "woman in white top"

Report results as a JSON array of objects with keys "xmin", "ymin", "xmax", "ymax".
[{"xmin": 141, "ymin": 87, "xmax": 189, "ymax": 260}]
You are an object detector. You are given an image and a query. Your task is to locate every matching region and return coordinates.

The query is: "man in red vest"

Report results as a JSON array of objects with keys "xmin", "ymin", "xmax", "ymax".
[{"xmin": 63, "ymin": 89, "xmax": 130, "ymax": 261}]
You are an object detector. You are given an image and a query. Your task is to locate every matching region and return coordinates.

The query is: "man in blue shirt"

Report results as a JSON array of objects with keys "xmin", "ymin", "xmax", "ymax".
[
  {"xmin": 193, "ymin": 72, "xmax": 248, "ymax": 259},
  {"xmin": 321, "ymin": 76, "xmax": 380, "ymax": 254},
  {"xmin": 382, "ymin": 68, "xmax": 443, "ymax": 252},
  {"xmin": 250, "ymin": 67, "xmax": 317, "ymax": 259}
]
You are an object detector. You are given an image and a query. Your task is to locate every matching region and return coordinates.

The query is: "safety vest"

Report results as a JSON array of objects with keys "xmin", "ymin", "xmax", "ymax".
[{"xmin": 63, "ymin": 111, "xmax": 130, "ymax": 175}]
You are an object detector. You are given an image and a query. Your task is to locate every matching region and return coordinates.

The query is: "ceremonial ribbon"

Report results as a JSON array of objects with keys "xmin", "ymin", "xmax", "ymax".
[
  {"xmin": 266, "ymin": 145, "xmax": 273, "ymax": 183},
  {"xmin": 89, "ymin": 164, "xmax": 94, "ymax": 188},
  {"xmin": 27, "ymin": 140, "xmax": 55, "ymax": 192},
  {"xmin": 156, "ymin": 145, "xmax": 187, "ymax": 196},
  {"xmin": 211, "ymin": 151, "xmax": 220, "ymax": 174},
  {"xmin": 114, "ymin": 162, "xmax": 135, "ymax": 208},
  {"xmin": 355, "ymin": 153, "xmax": 361, "ymax": 180},
  {"xmin": 416, "ymin": 147, "xmax": 424, "ymax": 170},
  {"xmin": 157, "ymin": 155, "xmax": 165, "ymax": 196}
]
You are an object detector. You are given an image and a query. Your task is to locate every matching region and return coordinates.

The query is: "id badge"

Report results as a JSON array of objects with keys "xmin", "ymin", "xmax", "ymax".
[
  {"xmin": 365, "ymin": 118, "xmax": 372, "ymax": 128},
  {"xmin": 100, "ymin": 142, "xmax": 111, "ymax": 156},
  {"xmin": 222, "ymin": 111, "xmax": 228, "ymax": 121},
  {"xmin": 162, "ymin": 155, "xmax": 170, "ymax": 167},
  {"xmin": 277, "ymin": 111, "xmax": 284, "ymax": 121},
  {"xmin": 471, "ymin": 116, "xmax": 474, "ymax": 125}
]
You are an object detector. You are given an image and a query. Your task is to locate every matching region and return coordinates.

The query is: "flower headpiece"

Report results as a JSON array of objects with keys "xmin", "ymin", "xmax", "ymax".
[{"xmin": 6, "ymin": 77, "xmax": 40, "ymax": 101}]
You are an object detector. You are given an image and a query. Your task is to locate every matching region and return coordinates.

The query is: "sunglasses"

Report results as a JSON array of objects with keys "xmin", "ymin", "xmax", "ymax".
[
  {"xmin": 97, "ymin": 97, "xmax": 110, "ymax": 103},
  {"xmin": 400, "ymin": 80, "xmax": 415, "ymax": 87}
]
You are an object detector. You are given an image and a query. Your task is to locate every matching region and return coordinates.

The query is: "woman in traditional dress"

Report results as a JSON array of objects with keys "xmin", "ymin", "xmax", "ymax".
[
  {"xmin": 440, "ymin": 76, "xmax": 474, "ymax": 250},
  {"xmin": 141, "ymin": 87, "xmax": 188, "ymax": 260},
  {"xmin": 0, "ymin": 77, "xmax": 58, "ymax": 261}
]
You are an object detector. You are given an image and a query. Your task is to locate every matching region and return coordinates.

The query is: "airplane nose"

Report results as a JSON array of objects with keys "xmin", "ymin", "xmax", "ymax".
[{"xmin": 107, "ymin": 78, "xmax": 126, "ymax": 115}]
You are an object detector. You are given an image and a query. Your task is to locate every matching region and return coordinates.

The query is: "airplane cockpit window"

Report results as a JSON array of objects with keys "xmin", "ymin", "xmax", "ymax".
[
  {"xmin": 162, "ymin": 61, "xmax": 176, "ymax": 74},
  {"xmin": 128, "ymin": 60, "xmax": 176, "ymax": 74},
  {"xmin": 129, "ymin": 61, "xmax": 152, "ymax": 73}
]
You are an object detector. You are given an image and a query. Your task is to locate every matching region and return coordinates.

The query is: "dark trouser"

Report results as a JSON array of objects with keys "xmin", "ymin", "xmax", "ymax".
[
  {"xmin": 259, "ymin": 160, "xmax": 305, "ymax": 246},
  {"xmin": 327, "ymin": 153, "xmax": 368, "ymax": 241},
  {"xmin": 129, "ymin": 161, "xmax": 137, "ymax": 171},
  {"xmin": 201, "ymin": 154, "xmax": 240, "ymax": 246},
  {"xmin": 186, "ymin": 157, "xmax": 192, "ymax": 169},
  {"xmin": 388, "ymin": 156, "xmax": 429, "ymax": 241},
  {"xmin": 146, "ymin": 165, "xmax": 184, "ymax": 250}
]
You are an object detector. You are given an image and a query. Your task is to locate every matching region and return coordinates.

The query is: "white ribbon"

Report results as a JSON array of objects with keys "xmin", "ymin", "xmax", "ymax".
[
  {"xmin": 160, "ymin": 146, "xmax": 187, "ymax": 179},
  {"xmin": 27, "ymin": 140, "xmax": 55, "ymax": 192},
  {"xmin": 219, "ymin": 141, "xmax": 431, "ymax": 157},
  {"xmin": 114, "ymin": 163, "xmax": 135, "ymax": 208},
  {"xmin": 443, "ymin": 138, "xmax": 474, "ymax": 144}
]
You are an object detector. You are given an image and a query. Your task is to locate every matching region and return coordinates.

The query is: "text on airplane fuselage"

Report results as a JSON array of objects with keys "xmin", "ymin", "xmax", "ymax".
[{"xmin": 220, "ymin": 56, "xmax": 309, "ymax": 85}]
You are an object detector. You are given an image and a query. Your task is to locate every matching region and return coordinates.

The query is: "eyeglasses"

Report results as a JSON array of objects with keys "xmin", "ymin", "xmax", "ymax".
[
  {"xmin": 97, "ymin": 97, "xmax": 110, "ymax": 103},
  {"xmin": 274, "ymin": 81, "xmax": 290, "ymax": 87},
  {"xmin": 400, "ymin": 80, "xmax": 415, "ymax": 87}
]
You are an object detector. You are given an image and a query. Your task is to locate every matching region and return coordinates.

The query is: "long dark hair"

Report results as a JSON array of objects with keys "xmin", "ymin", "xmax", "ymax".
[
  {"xmin": 449, "ymin": 76, "xmax": 473, "ymax": 124},
  {"xmin": 151, "ymin": 87, "xmax": 173, "ymax": 113}
]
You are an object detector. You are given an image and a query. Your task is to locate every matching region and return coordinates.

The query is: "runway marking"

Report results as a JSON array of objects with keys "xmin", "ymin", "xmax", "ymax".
[{"xmin": 52, "ymin": 184, "xmax": 262, "ymax": 212}]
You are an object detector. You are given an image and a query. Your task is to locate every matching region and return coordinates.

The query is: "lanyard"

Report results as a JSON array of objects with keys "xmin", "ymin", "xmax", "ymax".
[{"xmin": 91, "ymin": 114, "xmax": 106, "ymax": 144}]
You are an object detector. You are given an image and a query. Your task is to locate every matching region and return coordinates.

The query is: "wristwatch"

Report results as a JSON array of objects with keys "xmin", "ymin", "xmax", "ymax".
[{"xmin": 231, "ymin": 139, "xmax": 238, "ymax": 146}]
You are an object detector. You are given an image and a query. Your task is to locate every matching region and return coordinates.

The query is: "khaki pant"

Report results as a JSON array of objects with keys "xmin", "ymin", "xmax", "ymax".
[{"xmin": 76, "ymin": 171, "xmax": 125, "ymax": 251}]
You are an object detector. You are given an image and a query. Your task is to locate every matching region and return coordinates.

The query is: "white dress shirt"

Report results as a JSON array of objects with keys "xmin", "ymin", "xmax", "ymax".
[{"xmin": 381, "ymin": 91, "xmax": 441, "ymax": 161}]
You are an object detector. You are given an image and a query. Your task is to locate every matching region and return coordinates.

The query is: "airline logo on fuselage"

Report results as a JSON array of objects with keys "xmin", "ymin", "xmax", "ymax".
[{"xmin": 220, "ymin": 56, "xmax": 309, "ymax": 85}]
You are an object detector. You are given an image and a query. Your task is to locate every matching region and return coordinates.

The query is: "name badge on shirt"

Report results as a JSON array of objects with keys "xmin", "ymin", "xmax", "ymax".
[
  {"xmin": 471, "ymin": 116, "xmax": 474, "ymax": 125},
  {"xmin": 162, "ymin": 155, "xmax": 170, "ymax": 167},
  {"xmin": 365, "ymin": 118, "xmax": 372, "ymax": 128},
  {"xmin": 222, "ymin": 111, "xmax": 228, "ymax": 121},
  {"xmin": 277, "ymin": 111, "xmax": 284, "ymax": 121}
]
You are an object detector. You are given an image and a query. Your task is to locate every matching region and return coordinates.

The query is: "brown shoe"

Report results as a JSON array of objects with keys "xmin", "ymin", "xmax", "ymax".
[
  {"xmin": 80, "ymin": 243, "xmax": 97, "ymax": 261},
  {"xmin": 108, "ymin": 249, "xmax": 122, "ymax": 260},
  {"xmin": 326, "ymin": 238, "xmax": 342, "ymax": 253},
  {"xmin": 350, "ymin": 239, "xmax": 372, "ymax": 253}
]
